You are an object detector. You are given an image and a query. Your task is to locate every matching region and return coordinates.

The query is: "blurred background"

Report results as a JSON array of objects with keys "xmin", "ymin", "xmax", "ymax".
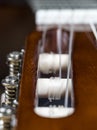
[{"xmin": 0, "ymin": 0, "xmax": 35, "ymax": 94}]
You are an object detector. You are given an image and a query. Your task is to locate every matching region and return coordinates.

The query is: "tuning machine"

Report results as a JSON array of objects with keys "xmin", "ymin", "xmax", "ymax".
[
  {"xmin": 0, "ymin": 106, "xmax": 16, "ymax": 130},
  {"xmin": 0, "ymin": 49, "xmax": 25, "ymax": 129},
  {"xmin": 1, "ymin": 76, "xmax": 19, "ymax": 107},
  {"xmin": 7, "ymin": 50, "xmax": 24, "ymax": 78}
]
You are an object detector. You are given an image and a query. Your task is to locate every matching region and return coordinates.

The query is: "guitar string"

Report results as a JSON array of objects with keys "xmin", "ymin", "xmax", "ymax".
[
  {"xmin": 64, "ymin": 24, "xmax": 74, "ymax": 108},
  {"xmin": 40, "ymin": 27, "xmax": 54, "ymax": 107},
  {"xmin": 89, "ymin": 23, "xmax": 97, "ymax": 41},
  {"xmin": 35, "ymin": 28, "xmax": 47, "ymax": 107},
  {"xmin": 41, "ymin": 26, "xmax": 47, "ymax": 52},
  {"xmin": 36, "ymin": 26, "xmax": 75, "ymax": 108},
  {"xmin": 85, "ymin": 31, "xmax": 97, "ymax": 49},
  {"xmin": 35, "ymin": 40, "xmax": 42, "ymax": 107},
  {"xmin": 57, "ymin": 26, "xmax": 62, "ymax": 78},
  {"xmin": 70, "ymin": 63, "xmax": 75, "ymax": 108}
]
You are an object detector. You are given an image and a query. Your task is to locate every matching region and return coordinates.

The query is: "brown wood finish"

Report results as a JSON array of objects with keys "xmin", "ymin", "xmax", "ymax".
[{"xmin": 17, "ymin": 31, "xmax": 97, "ymax": 130}]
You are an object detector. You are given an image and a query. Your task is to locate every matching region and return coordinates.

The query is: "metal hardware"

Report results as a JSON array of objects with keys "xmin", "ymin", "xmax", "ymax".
[
  {"xmin": 0, "ymin": 106, "xmax": 16, "ymax": 130},
  {"xmin": 2, "ymin": 76, "xmax": 19, "ymax": 107},
  {"xmin": 7, "ymin": 51, "xmax": 22, "ymax": 77}
]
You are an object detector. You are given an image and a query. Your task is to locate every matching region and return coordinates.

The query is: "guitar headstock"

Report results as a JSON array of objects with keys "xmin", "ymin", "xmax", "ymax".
[
  {"xmin": 0, "ymin": 27, "xmax": 97, "ymax": 130},
  {"xmin": 17, "ymin": 27, "xmax": 97, "ymax": 130}
]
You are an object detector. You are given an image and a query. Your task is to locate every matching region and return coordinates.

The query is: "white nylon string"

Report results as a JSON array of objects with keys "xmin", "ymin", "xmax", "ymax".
[
  {"xmin": 35, "ymin": 40, "xmax": 43, "ymax": 107},
  {"xmin": 57, "ymin": 27, "xmax": 62, "ymax": 78},
  {"xmin": 41, "ymin": 27, "xmax": 47, "ymax": 52},
  {"xmin": 90, "ymin": 23, "xmax": 97, "ymax": 41},
  {"xmin": 70, "ymin": 64, "xmax": 75, "ymax": 108},
  {"xmin": 35, "ymin": 28, "xmax": 47, "ymax": 107},
  {"xmin": 64, "ymin": 24, "xmax": 74, "ymax": 108}
]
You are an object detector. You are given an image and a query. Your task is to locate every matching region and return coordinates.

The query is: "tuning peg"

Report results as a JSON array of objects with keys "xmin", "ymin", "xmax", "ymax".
[
  {"xmin": 2, "ymin": 76, "xmax": 19, "ymax": 107},
  {"xmin": 7, "ymin": 51, "xmax": 22, "ymax": 77},
  {"xmin": 20, "ymin": 49, "xmax": 25, "ymax": 57},
  {"xmin": 0, "ymin": 106, "xmax": 16, "ymax": 130}
]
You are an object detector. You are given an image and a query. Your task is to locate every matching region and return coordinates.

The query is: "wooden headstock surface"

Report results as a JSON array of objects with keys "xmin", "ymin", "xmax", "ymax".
[{"xmin": 17, "ymin": 30, "xmax": 97, "ymax": 130}]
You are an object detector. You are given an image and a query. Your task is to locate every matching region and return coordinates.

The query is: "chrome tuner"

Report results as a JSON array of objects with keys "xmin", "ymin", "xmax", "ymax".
[
  {"xmin": 7, "ymin": 51, "xmax": 22, "ymax": 77},
  {"xmin": 0, "ymin": 106, "xmax": 16, "ymax": 130},
  {"xmin": 2, "ymin": 76, "xmax": 19, "ymax": 107},
  {"xmin": 0, "ymin": 49, "xmax": 24, "ymax": 129}
]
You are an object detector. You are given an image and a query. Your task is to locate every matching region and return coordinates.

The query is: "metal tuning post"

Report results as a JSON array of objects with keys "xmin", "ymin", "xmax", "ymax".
[
  {"xmin": 2, "ymin": 76, "xmax": 19, "ymax": 107},
  {"xmin": 0, "ymin": 106, "xmax": 16, "ymax": 130},
  {"xmin": 7, "ymin": 51, "xmax": 23, "ymax": 78},
  {"xmin": 0, "ymin": 49, "xmax": 24, "ymax": 129}
]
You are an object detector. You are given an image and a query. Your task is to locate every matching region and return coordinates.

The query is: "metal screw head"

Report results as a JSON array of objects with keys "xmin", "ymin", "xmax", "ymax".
[
  {"xmin": 13, "ymin": 100, "xmax": 18, "ymax": 106},
  {"xmin": 2, "ymin": 76, "xmax": 19, "ymax": 86},
  {"xmin": 0, "ymin": 106, "xmax": 16, "ymax": 129},
  {"xmin": 7, "ymin": 51, "xmax": 22, "ymax": 62},
  {"xmin": 0, "ymin": 107, "xmax": 13, "ymax": 116},
  {"xmin": 20, "ymin": 49, "xmax": 25, "ymax": 56}
]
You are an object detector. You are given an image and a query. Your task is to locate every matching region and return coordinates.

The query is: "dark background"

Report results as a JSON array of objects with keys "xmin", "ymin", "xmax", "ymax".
[{"xmin": 0, "ymin": 0, "xmax": 35, "ymax": 94}]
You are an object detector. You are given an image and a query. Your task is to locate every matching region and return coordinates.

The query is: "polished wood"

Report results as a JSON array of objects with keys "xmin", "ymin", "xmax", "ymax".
[{"xmin": 17, "ymin": 31, "xmax": 97, "ymax": 130}]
